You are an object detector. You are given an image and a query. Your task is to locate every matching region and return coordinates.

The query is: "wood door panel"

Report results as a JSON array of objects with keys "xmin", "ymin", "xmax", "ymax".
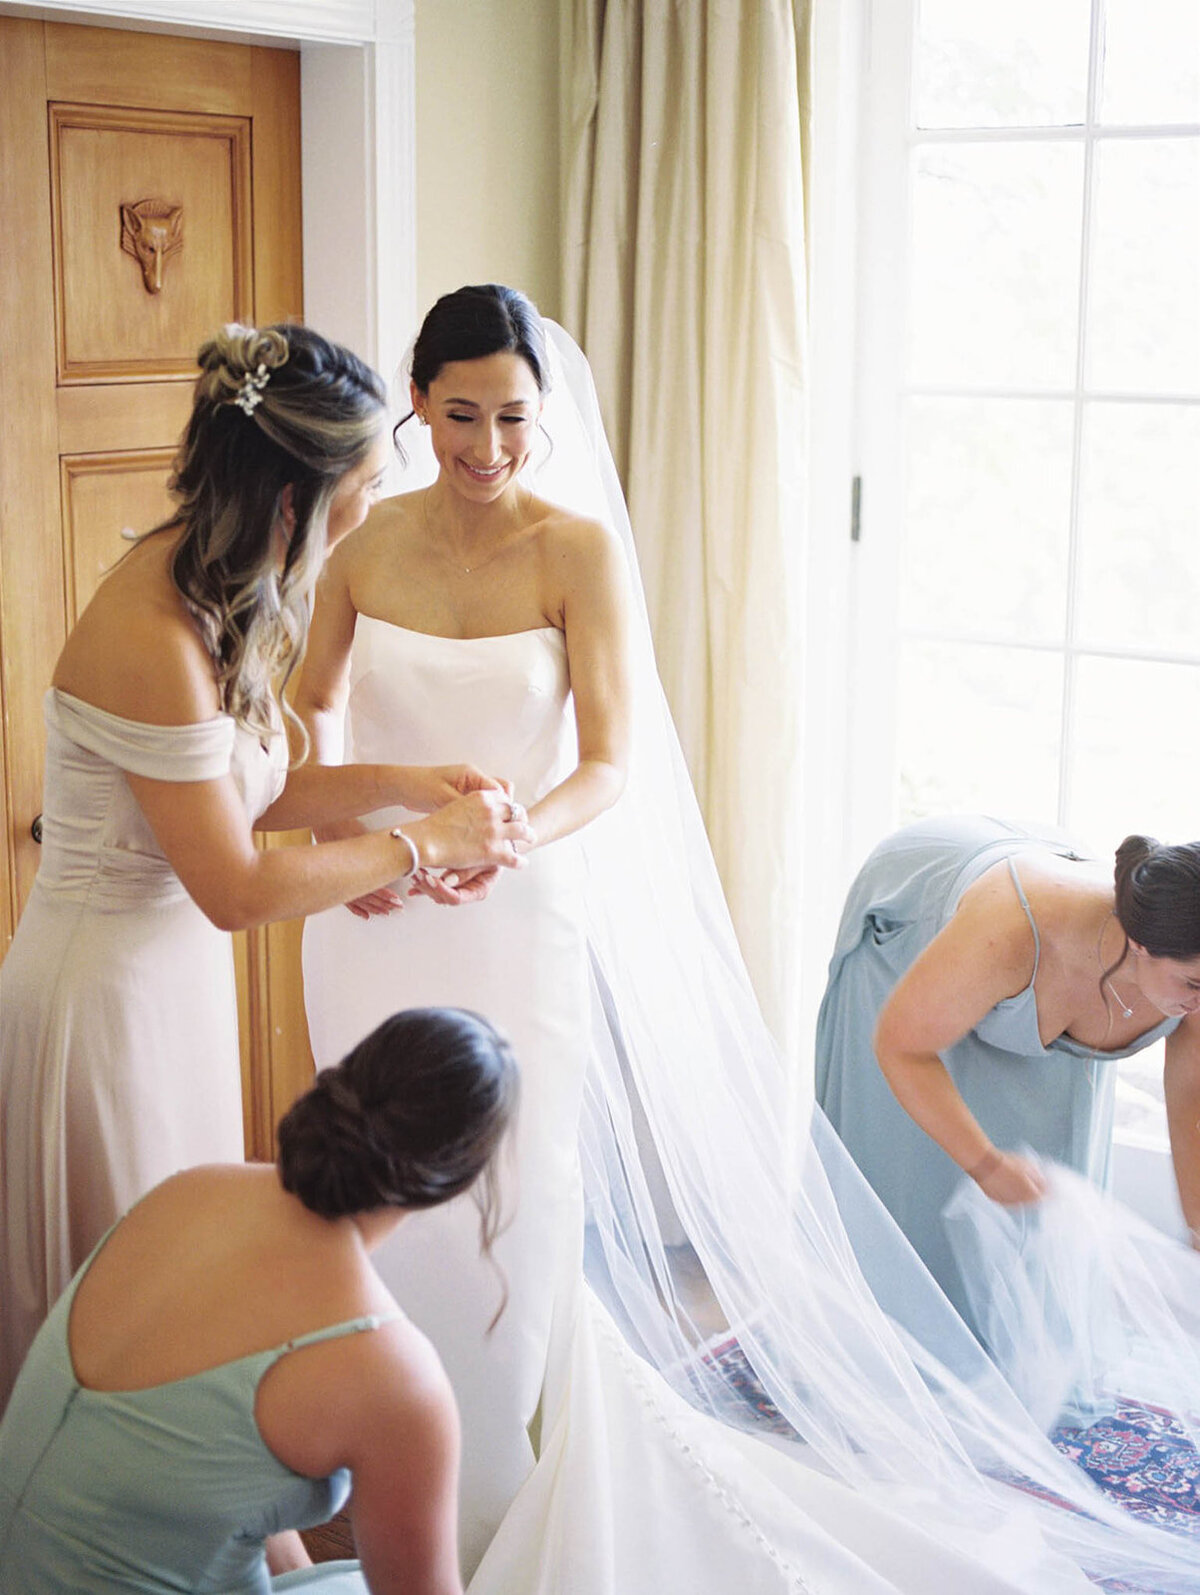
[
  {"xmin": 44, "ymin": 23, "xmax": 254, "ymax": 116},
  {"xmin": 57, "ymin": 381, "xmax": 193, "ymax": 455},
  {"xmin": 60, "ymin": 450, "xmax": 175, "ymax": 623},
  {"xmin": 51, "ymin": 105, "xmax": 253, "ymax": 381}
]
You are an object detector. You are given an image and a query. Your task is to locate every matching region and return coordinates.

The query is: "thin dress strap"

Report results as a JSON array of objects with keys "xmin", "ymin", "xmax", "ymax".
[
  {"xmin": 1004, "ymin": 855, "xmax": 1041, "ymax": 979},
  {"xmin": 275, "ymin": 1311, "xmax": 405, "ymax": 1358}
]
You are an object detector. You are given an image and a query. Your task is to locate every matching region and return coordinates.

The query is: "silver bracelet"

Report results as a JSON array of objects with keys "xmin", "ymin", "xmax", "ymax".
[{"xmin": 389, "ymin": 826, "xmax": 420, "ymax": 877}]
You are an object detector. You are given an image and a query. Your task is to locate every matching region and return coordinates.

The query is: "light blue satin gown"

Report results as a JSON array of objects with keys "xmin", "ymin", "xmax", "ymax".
[
  {"xmin": 0, "ymin": 1237, "xmax": 393, "ymax": 1594},
  {"xmin": 815, "ymin": 815, "xmax": 1177, "ymax": 1333}
]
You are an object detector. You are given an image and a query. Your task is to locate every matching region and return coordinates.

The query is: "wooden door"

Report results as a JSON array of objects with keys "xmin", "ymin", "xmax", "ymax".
[{"xmin": 0, "ymin": 17, "xmax": 315, "ymax": 1160}]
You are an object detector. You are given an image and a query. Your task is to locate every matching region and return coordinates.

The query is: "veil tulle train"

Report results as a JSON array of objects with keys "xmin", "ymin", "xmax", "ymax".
[{"xmin": 393, "ymin": 321, "xmax": 1200, "ymax": 1591}]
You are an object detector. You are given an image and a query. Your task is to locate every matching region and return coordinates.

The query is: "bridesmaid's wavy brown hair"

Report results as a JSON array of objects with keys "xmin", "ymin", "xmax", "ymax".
[{"xmin": 148, "ymin": 323, "xmax": 387, "ymax": 751}]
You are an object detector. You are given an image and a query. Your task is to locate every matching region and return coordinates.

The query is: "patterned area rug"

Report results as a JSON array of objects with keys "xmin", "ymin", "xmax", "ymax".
[
  {"xmin": 1052, "ymin": 1400, "xmax": 1200, "ymax": 1538},
  {"xmin": 706, "ymin": 1337, "xmax": 1200, "ymax": 1541}
]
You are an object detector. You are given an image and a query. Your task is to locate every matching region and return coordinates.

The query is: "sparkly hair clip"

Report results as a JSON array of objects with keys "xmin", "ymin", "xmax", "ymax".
[{"xmin": 233, "ymin": 363, "xmax": 271, "ymax": 415}]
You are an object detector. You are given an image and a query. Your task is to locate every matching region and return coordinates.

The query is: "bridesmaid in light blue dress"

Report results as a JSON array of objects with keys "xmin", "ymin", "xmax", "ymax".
[
  {"xmin": 0, "ymin": 1009, "xmax": 517, "ymax": 1595},
  {"xmin": 815, "ymin": 815, "xmax": 1200, "ymax": 1333}
]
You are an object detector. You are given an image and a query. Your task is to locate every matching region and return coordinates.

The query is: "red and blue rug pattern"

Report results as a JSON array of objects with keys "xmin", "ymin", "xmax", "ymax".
[
  {"xmin": 1051, "ymin": 1399, "xmax": 1200, "ymax": 1539},
  {"xmin": 707, "ymin": 1337, "xmax": 1200, "ymax": 1552}
]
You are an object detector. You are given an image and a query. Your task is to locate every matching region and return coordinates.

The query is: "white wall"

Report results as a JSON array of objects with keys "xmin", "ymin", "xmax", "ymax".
[{"xmin": 414, "ymin": 0, "xmax": 561, "ymax": 322}]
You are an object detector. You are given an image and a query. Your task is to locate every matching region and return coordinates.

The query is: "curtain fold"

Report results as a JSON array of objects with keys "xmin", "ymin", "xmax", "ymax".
[{"xmin": 560, "ymin": 0, "xmax": 811, "ymax": 1055}]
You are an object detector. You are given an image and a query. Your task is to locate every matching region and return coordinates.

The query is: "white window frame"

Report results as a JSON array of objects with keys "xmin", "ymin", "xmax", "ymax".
[
  {"xmin": 805, "ymin": 0, "xmax": 1196, "ymax": 1232},
  {"xmin": 843, "ymin": 0, "xmax": 1200, "ymax": 860}
]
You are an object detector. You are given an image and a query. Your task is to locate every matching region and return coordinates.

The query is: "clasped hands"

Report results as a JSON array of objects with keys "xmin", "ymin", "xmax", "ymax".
[{"xmin": 324, "ymin": 765, "xmax": 529, "ymax": 919}]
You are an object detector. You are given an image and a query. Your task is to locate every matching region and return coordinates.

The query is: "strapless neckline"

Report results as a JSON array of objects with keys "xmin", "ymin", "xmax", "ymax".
[{"xmin": 355, "ymin": 613, "xmax": 564, "ymax": 647}]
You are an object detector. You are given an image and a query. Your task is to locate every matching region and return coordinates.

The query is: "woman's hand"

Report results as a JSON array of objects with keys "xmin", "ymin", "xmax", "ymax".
[
  {"xmin": 972, "ymin": 1150, "xmax": 1047, "ymax": 1207},
  {"xmin": 405, "ymin": 790, "xmax": 532, "ymax": 875},
  {"xmin": 408, "ymin": 865, "xmax": 503, "ymax": 907},
  {"xmin": 313, "ymin": 818, "xmax": 405, "ymax": 919},
  {"xmin": 343, "ymin": 886, "xmax": 406, "ymax": 920},
  {"xmin": 396, "ymin": 765, "xmax": 513, "ymax": 812}
]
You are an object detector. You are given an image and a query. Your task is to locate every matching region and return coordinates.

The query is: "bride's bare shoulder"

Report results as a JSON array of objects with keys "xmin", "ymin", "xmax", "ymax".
[
  {"xmin": 534, "ymin": 498, "xmax": 620, "ymax": 558},
  {"xmin": 332, "ymin": 490, "xmax": 423, "ymax": 569}
]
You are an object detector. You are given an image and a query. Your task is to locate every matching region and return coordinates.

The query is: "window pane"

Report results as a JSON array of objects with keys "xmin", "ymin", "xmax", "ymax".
[
  {"xmin": 910, "ymin": 143, "xmax": 1084, "ymax": 388},
  {"xmin": 914, "ymin": 0, "xmax": 1090, "ymax": 129},
  {"xmin": 1100, "ymin": 0, "xmax": 1200, "ymax": 126},
  {"xmin": 896, "ymin": 640, "xmax": 1063, "ymax": 824},
  {"xmin": 1075, "ymin": 402, "xmax": 1200, "ymax": 653},
  {"xmin": 901, "ymin": 398, "xmax": 1072, "ymax": 642},
  {"xmin": 1115, "ymin": 1045, "xmax": 1168, "ymax": 1151},
  {"xmin": 1067, "ymin": 655, "xmax": 1200, "ymax": 844},
  {"xmin": 1087, "ymin": 138, "xmax": 1200, "ymax": 394}
]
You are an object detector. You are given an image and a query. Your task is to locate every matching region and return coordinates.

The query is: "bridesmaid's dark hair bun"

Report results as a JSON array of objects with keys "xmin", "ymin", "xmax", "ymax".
[
  {"xmin": 1113, "ymin": 835, "xmax": 1200, "ymax": 959},
  {"xmin": 277, "ymin": 1008, "xmax": 518, "ymax": 1222}
]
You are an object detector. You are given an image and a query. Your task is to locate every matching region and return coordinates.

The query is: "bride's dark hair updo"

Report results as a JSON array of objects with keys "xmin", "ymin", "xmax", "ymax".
[
  {"xmin": 395, "ymin": 285, "xmax": 553, "ymax": 468},
  {"xmin": 408, "ymin": 283, "xmax": 549, "ymax": 397},
  {"xmin": 277, "ymin": 1008, "xmax": 518, "ymax": 1250},
  {"xmin": 1113, "ymin": 835, "xmax": 1200, "ymax": 959}
]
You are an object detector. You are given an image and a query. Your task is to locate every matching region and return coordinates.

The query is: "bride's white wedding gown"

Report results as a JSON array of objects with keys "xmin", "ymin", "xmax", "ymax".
[{"xmin": 301, "ymin": 616, "xmax": 1093, "ymax": 1595}]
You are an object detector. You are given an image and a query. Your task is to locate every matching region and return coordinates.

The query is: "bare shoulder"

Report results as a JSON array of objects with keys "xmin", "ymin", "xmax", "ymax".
[
  {"xmin": 341, "ymin": 1313, "xmax": 458, "ymax": 1450},
  {"xmin": 1000, "ymin": 848, "xmax": 1109, "ymax": 937},
  {"xmin": 534, "ymin": 501, "xmax": 627, "ymax": 586},
  {"xmin": 536, "ymin": 500, "xmax": 616, "ymax": 551},
  {"xmin": 54, "ymin": 536, "xmax": 221, "ymax": 724},
  {"xmin": 332, "ymin": 492, "xmax": 424, "ymax": 604},
  {"xmin": 948, "ymin": 858, "xmax": 1041, "ymax": 961}
]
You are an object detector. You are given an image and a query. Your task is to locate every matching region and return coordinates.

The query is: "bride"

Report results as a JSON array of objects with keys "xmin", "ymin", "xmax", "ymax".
[{"xmin": 298, "ymin": 285, "xmax": 1200, "ymax": 1593}]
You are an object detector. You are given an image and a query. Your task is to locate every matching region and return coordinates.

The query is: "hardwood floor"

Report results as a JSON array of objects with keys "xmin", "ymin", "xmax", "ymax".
[{"xmin": 301, "ymin": 1508, "xmax": 355, "ymax": 1562}]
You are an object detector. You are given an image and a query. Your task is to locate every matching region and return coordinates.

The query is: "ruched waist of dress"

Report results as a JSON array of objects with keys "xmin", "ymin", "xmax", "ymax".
[{"xmin": 30, "ymin": 843, "xmax": 194, "ymax": 911}]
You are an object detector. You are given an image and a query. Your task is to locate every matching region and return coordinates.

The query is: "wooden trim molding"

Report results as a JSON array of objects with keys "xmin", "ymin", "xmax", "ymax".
[
  {"xmin": 0, "ymin": 1, "xmax": 382, "ymax": 45},
  {"xmin": 0, "ymin": 18, "xmax": 69, "ymax": 926}
]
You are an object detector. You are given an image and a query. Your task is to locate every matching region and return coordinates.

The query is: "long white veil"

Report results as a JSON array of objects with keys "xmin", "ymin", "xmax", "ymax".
[{"xmin": 395, "ymin": 321, "xmax": 1200, "ymax": 1590}]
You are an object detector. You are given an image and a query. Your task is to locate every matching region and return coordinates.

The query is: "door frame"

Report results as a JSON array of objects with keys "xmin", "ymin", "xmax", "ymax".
[{"xmin": 0, "ymin": 0, "xmax": 418, "ymax": 378}]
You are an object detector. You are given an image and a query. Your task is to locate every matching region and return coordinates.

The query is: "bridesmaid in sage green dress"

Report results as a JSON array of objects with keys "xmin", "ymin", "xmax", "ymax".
[{"xmin": 0, "ymin": 1009, "xmax": 517, "ymax": 1595}]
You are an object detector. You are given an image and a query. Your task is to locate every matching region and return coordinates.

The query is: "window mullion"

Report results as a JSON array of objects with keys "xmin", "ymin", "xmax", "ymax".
[{"xmin": 1059, "ymin": 0, "xmax": 1106, "ymax": 829}]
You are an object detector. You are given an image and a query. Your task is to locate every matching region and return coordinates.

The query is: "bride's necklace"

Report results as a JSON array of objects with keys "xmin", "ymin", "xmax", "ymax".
[
  {"xmin": 1096, "ymin": 911, "xmax": 1135, "ymax": 1020},
  {"xmin": 423, "ymin": 485, "xmax": 529, "ymax": 575}
]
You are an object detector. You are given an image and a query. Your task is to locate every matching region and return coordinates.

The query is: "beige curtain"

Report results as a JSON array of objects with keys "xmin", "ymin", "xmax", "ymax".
[{"xmin": 561, "ymin": 0, "xmax": 811, "ymax": 1053}]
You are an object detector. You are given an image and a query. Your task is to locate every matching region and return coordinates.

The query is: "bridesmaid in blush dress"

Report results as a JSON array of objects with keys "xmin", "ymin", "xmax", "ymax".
[{"xmin": 0, "ymin": 322, "xmax": 530, "ymax": 1420}]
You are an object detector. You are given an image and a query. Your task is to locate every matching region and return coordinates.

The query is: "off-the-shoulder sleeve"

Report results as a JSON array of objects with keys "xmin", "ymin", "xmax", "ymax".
[{"xmin": 47, "ymin": 689, "xmax": 237, "ymax": 782}]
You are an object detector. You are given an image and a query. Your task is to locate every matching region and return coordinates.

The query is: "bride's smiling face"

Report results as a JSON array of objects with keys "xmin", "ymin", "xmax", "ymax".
[{"xmin": 413, "ymin": 351, "xmax": 542, "ymax": 502}]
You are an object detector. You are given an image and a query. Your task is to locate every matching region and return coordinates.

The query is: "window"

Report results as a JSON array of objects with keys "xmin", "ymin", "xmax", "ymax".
[{"xmin": 849, "ymin": 0, "xmax": 1200, "ymax": 1144}]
